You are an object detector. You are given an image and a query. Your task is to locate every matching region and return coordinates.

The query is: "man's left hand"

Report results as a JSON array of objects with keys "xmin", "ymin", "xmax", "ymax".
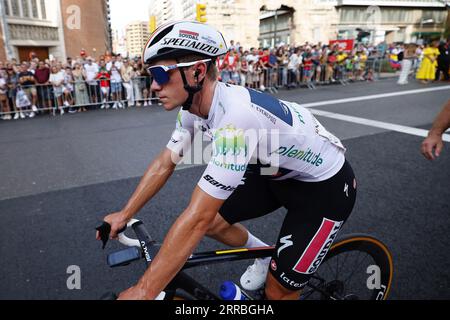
[{"xmin": 117, "ymin": 285, "xmax": 151, "ymax": 300}]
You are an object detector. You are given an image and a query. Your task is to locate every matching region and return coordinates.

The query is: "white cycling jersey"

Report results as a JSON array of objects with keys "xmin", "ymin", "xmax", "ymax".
[{"xmin": 167, "ymin": 82, "xmax": 346, "ymax": 200}]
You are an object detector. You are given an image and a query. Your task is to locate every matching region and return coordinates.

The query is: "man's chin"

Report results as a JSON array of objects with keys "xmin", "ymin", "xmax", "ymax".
[{"xmin": 161, "ymin": 101, "xmax": 179, "ymax": 111}]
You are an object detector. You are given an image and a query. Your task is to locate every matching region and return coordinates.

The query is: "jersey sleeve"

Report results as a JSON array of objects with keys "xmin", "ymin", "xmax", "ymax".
[
  {"xmin": 197, "ymin": 111, "xmax": 260, "ymax": 200},
  {"xmin": 166, "ymin": 109, "xmax": 196, "ymax": 156}
]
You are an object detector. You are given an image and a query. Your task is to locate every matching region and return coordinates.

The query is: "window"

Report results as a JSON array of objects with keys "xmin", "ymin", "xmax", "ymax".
[
  {"xmin": 11, "ymin": 0, "xmax": 20, "ymax": 16},
  {"xmin": 21, "ymin": 0, "xmax": 29, "ymax": 17},
  {"xmin": 3, "ymin": 0, "xmax": 10, "ymax": 15},
  {"xmin": 31, "ymin": 0, "xmax": 38, "ymax": 18},
  {"xmin": 39, "ymin": 0, "xmax": 46, "ymax": 19}
]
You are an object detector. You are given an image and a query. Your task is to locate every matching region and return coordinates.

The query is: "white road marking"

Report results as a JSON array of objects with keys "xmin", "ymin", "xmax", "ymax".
[
  {"xmin": 310, "ymin": 109, "xmax": 450, "ymax": 142},
  {"xmin": 300, "ymin": 86, "xmax": 450, "ymax": 108}
]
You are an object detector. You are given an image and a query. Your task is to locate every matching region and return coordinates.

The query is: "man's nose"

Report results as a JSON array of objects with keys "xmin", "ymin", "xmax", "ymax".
[{"xmin": 150, "ymin": 79, "xmax": 162, "ymax": 91}]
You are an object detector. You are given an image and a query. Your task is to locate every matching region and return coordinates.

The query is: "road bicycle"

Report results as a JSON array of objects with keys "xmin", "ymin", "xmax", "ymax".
[{"xmin": 96, "ymin": 219, "xmax": 393, "ymax": 300}]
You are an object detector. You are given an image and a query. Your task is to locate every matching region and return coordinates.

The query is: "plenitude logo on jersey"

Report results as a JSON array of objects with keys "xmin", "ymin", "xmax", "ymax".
[
  {"xmin": 210, "ymin": 124, "xmax": 249, "ymax": 172},
  {"xmin": 212, "ymin": 125, "xmax": 248, "ymax": 157},
  {"xmin": 271, "ymin": 145, "xmax": 324, "ymax": 167}
]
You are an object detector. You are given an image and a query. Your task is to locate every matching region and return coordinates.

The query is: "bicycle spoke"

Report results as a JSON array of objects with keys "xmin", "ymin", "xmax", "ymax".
[
  {"xmin": 335, "ymin": 251, "xmax": 340, "ymax": 280},
  {"xmin": 342, "ymin": 253, "xmax": 371, "ymax": 288}
]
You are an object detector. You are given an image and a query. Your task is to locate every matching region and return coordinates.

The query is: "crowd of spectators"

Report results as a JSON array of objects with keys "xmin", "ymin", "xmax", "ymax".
[
  {"xmin": 0, "ymin": 51, "xmax": 153, "ymax": 120},
  {"xmin": 1, "ymin": 38, "xmax": 449, "ymax": 121}
]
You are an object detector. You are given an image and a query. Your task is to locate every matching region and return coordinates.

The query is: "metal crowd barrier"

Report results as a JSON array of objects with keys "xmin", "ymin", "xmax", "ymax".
[{"xmin": 0, "ymin": 76, "xmax": 160, "ymax": 117}]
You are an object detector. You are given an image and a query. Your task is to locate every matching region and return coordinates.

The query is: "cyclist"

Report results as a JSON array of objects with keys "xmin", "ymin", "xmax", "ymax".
[
  {"xmin": 421, "ymin": 98, "xmax": 450, "ymax": 160},
  {"xmin": 97, "ymin": 21, "xmax": 357, "ymax": 300}
]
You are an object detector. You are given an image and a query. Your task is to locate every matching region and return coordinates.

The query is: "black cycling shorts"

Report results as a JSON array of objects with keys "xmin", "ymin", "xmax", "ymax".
[{"xmin": 219, "ymin": 160, "xmax": 357, "ymax": 291}]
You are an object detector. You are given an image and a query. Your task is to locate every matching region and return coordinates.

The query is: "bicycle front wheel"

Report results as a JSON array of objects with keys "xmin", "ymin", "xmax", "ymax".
[{"xmin": 302, "ymin": 233, "xmax": 394, "ymax": 300}]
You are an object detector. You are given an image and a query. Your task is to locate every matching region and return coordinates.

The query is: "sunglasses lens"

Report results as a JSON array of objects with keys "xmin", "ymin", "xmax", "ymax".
[{"xmin": 149, "ymin": 66, "xmax": 170, "ymax": 85}]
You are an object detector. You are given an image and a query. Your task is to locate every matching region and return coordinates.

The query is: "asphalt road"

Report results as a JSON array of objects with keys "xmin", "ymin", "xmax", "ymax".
[{"xmin": 0, "ymin": 78, "xmax": 449, "ymax": 299}]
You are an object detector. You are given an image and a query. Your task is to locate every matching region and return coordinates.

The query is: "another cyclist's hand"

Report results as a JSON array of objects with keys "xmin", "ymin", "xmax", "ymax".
[
  {"xmin": 421, "ymin": 133, "xmax": 443, "ymax": 160},
  {"xmin": 96, "ymin": 211, "xmax": 129, "ymax": 240}
]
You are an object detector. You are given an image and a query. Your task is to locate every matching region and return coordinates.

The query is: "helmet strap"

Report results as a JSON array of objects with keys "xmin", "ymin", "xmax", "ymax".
[{"xmin": 177, "ymin": 60, "xmax": 212, "ymax": 111}]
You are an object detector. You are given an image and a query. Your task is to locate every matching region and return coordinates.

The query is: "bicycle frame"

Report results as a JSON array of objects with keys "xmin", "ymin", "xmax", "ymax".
[{"xmin": 164, "ymin": 246, "xmax": 276, "ymax": 300}]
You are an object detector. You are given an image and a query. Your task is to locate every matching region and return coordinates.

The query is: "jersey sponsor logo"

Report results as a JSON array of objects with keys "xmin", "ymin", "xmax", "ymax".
[
  {"xmin": 279, "ymin": 272, "xmax": 309, "ymax": 289},
  {"xmin": 210, "ymin": 158, "xmax": 247, "ymax": 172},
  {"xmin": 212, "ymin": 124, "xmax": 248, "ymax": 157},
  {"xmin": 203, "ymin": 174, "xmax": 236, "ymax": 192},
  {"xmin": 179, "ymin": 29, "xmax": 199, "ymax": 40},
  {"xmin": 293, "ymin": 218, "xmax": 343, "ymax": 274},
  {"xmin": 247, "ymin": 89, "xmax": 293, "ymax": 126},
  {"xmin": 289, "ymin": 104, "xmax": 306, "ymax": 125},
  {"xmin": 272, "ymin": 145, "xmax": 324, "ymax": 167},
  {"xmin": 277, "ymin": 235, "xmax": 293, "ymax": 257},
  {"xmin": 161, "ymin": 37, "xmax": 220, "ymax": 55},
  {"xmin": 254, "ymin": 105, "xmax": 277, "ymax": 124}
]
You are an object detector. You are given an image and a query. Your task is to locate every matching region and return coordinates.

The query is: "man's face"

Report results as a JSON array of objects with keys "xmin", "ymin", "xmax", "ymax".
[
  {"xmin": 38, "ymin": 62, "xmax": 45, "ymax": 69},
  {"xmin": 149, "ymin": 59, "xmax": 189, "ymax": 111}
]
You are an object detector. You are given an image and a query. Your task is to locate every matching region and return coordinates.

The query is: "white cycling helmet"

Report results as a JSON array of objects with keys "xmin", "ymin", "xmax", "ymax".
[{"xmin": 143, "ymin": 20, "xmax": 228, "ymax": 65}]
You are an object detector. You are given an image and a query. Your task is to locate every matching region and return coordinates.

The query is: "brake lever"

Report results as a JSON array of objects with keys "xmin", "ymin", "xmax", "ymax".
[{"xmin": 96, "ymin": 222, "xmax": 127, "ymax": 249}]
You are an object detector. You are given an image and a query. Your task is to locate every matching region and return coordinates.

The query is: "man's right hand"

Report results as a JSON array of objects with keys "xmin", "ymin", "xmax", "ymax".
[{"xmin": 96, "ymin": 211, "xmax": 129, "ymax": 240}]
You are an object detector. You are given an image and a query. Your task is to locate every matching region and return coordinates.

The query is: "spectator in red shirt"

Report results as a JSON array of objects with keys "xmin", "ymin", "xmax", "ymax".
[
  {"xmin": 96, "ymin": 60, "xmax": 111, "ymax": 109},
  {"xmin": 258, "ymin": 48, "xmax": 270, "ymax": 90},
  {"xmin": 34, "ymin": 61, "xmax": 52, "ymax": 112}
]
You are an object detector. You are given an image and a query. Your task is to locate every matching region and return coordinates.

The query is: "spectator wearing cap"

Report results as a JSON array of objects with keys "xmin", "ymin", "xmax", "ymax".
[{"xmin": 84, "ymin": 57, "xmax": 100, "ymax": 105}]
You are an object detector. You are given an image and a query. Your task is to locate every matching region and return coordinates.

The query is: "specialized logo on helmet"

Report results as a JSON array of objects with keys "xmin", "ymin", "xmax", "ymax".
[
  {"xmin": 212, "ymin": 125, "xmax": 248, "ymax": 157},
  {"xmin": 161, "ymin": 37, "xmax": 220, "ymax": 55}
]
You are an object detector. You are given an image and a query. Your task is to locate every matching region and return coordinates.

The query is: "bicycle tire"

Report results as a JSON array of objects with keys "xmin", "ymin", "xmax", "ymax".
[{"xmin": 304, "ymin": 233, "xmax": 393, "ymax": 300}]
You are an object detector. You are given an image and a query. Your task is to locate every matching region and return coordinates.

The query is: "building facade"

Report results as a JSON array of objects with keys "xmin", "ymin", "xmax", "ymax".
[
  {"xmin": 147, "ymin": 0, "xmax": 448, "ymax": 49},
  {"xmin": 125, "ymin": 21, "xmax": 150, "ymax": 58},
  {"xmin": 0, "ymin": 0, "xmax": 112, "ymax": 62}
]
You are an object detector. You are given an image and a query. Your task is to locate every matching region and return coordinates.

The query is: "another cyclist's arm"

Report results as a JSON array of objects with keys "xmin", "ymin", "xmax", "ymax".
[
  {"xmin": 98, "ymin": 148, "xmax": 179, "ymax": 238},
  {"xmin": 119, "ymin": 187, "xmax": 224, "ymax": 300},
  {"xmin": 421, "ymin": 99, "xmax": 450, "ymax": 160}
]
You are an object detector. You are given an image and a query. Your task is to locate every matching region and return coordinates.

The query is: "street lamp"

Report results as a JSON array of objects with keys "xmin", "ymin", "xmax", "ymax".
[{"xmin": 419, "ymin": 18, "xmax": 434, "ymax": 42}]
